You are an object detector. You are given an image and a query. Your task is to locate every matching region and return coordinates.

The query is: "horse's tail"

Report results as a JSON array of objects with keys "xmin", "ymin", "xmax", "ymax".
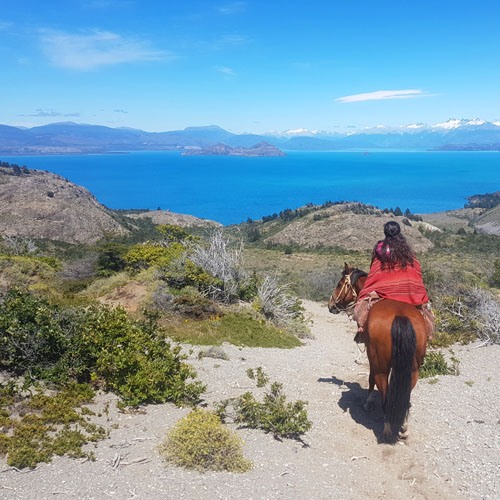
[{"xmin": 385, "ymin": 315, "xmax": 416, "ymax": 439}]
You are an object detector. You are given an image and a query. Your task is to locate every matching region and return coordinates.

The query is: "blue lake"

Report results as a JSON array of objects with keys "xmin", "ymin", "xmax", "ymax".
[{"xmin": 4, "ymin": 151, "xmax": 500, "ymax": 225}]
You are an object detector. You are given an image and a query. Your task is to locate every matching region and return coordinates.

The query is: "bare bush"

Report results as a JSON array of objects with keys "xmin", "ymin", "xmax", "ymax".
[
  {"xmin": 467, "ymin": 288, "xmax": 500, "ymax": 345},
  {"xmin": 256, "ymin": 275, "xmax": 301, "ymax": 325},
  {"xmin": 2, "ymin": 235, "xmax": 38, "ymax": 255},
  {"xmin": 58, "ymin": 254, "xmax": 97, "ymax": 281},
  {"xmin": 150, "ymin": 282, "xmax": 175, "ymax": 312},
  {"xmin": 433, "ymin": 281, "xmax": 500, "ymax": 346},
  {"xmin": 191, "ymin": 229, "xmax": 247, "ymax": 303}
]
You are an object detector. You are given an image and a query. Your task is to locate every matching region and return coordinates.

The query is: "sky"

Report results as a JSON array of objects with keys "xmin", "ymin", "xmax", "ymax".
[{"xmin": 1, "ymin": 0, "xmax": 500, "ymax": 133}]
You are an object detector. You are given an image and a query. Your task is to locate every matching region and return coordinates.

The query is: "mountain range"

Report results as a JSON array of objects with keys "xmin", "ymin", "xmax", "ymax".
[{"xmin": 1, "ymin": 119, "xmax": 500, "ymax": 154}]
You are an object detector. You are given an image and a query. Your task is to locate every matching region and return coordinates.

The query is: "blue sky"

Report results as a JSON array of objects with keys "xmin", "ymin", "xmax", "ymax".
[{"xmin": 1, "ymin": 0, "xmax": 499, "ymax": 133}]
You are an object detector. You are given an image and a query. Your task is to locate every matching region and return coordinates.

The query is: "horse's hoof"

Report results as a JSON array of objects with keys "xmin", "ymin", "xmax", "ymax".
[
  {"xmin": 382, "ymin": 423, "xmax": 393, "ymax": 443},
  {"xmin": 398, "ymin": 430, "xmax": 409, "ymax": 440}
]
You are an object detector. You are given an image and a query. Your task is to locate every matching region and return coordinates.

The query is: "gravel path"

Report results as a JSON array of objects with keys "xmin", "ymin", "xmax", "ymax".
[{"xmin": 1, "ymin": 300, "xmax": 498, "ymax": 500}]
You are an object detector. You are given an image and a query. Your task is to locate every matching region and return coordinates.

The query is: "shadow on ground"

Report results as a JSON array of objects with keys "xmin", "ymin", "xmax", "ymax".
[{"xmin": 318, "ymin": 375, "xmax": 385, "ymax": 441}]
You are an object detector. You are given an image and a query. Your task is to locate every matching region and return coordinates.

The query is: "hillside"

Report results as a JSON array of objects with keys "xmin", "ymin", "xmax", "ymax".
[
  {"xmin": 0, "ymin": 164, "xmax": 128, "ymax": 244},
  {"xmin": 129, "ymin": 210, "xmax": 222, "ymax": 228},
  {"xmin": 421, "ymin": 204, "xmax": 500, "ymax": 235},
  {"xmin": 257, "ymin": 203, "xmax": 434, "ymax": 252}
]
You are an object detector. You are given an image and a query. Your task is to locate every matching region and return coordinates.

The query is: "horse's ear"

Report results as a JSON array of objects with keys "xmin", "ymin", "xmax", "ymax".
[{"xmin": 344, "ymin": 263, "xmax": 349, "ymax": 273}]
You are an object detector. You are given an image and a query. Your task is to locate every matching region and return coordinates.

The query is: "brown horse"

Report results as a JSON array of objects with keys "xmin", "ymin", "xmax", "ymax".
[{"xmin": 329, "ymin": 264, "xmax": 427, "ymax": 442}]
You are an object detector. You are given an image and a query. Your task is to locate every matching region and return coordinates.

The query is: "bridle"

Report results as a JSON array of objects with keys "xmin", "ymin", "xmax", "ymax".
[{"xmin": 330, "ymin": 270, "xmax": 366, "ymax": 314}]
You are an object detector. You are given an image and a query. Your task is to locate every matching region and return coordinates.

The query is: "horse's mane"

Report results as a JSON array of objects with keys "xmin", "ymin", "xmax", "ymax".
[{"xmin": 342, "ymin": 267, "xmax": 368, "ymax": 286}]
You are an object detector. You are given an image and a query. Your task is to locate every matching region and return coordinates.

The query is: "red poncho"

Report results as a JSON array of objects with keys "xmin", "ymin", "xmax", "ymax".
[{"xmin": 357, "ymin": 257, "xmax": 429, "ymax": 305}]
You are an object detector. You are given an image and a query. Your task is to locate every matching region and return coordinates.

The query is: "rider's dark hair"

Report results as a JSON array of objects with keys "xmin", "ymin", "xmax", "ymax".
[{"xmin": 373, "ymin": 221, "xmax": 414, "ymax": 269}]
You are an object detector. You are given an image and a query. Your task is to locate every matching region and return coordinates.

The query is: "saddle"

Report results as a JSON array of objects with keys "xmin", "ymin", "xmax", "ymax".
[{"xmin": 352, "ymin": 294, "xmax": 435, "ymax": 343}]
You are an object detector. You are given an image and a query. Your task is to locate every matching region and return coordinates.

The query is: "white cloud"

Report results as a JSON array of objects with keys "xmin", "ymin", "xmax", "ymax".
[
  {"xmin": 336, "ymin": 89, "xmax": 429, "ymax": 103},
  {"xmin": 218, "ymin": 34, "xmax": 249, "ymax": 46},
  {"xmin": 215, "ymin": 66, "xmax": 236, "ymax": 75},
  {"xmin": 39, "ymin": 29, "xmax": 167, "ymax": 70},
  {"xmin": 217, "ymin": 2, "xmax": 247, "ymax": 14},
  {"xmin": 18, "ymin": 108, "xmax": 80, "ymax": 117}
]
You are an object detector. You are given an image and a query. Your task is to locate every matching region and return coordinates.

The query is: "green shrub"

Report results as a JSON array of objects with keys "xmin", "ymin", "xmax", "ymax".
[
  {"xmin": 217, "ymin": 368, "xmax": 312, "ymax": 439},
  {"xmin": 0, "ymin": 290, "xmax": 69, "ymax": 381},
  {"xmin": 123, "ymin": 243, "xmax": 185, "ymax": 271},
  {"xmin": 95, "ymin": 242, "xmax": 128, "ymax": 276},
  {"xmin": 158, "ymin": 256, "xmax": 220, "ymax": 291},
  {"xmin": 63, "ymin": 304, "xmax": 206, "ymax": 407},
  {"xmin": 156, "ymin": 224, "xmax": 197, "ymax": 244},
  {"xmin": 420, "ymin": 350, "xmax": 459, "ymax": 378},
  {"xmin": 0, "ymin": 383, "xmax": 105, "ymax": 469},
  {"xmin": 0, "ymin": 290, "xmax": 205, "ymax": 407},
  {"xmin": 159, "ymin": 409, "xmax": 252, "ymax": 472}
]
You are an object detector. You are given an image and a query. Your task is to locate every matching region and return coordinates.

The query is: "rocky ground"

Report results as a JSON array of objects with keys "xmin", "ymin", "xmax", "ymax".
[{"xmin": 1, "ymin": 300, "xmax": 498, "ymax": 500}]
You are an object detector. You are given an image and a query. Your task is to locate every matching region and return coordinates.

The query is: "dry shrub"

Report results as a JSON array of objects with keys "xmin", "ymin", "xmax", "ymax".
[
  {"xmin": 191, "ymin": 229, "xmax": 247, "ymax": 303},
  {"xmin": 467, "ymin": 288, "xmax": 500, "ymax": 345},
  {"xmin": 255, "ymin": 275, "xmax": 301, "ymax": 325}
]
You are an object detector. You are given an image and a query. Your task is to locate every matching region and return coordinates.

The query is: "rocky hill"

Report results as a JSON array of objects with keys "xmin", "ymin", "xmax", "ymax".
[
  {"xmin": 0, "ymin": 164, "xmax": 129, "ymax": 244},
  {"xmin": 421, "ymin": 204, "xmax": 500, "ymax": 235},
  {"xmin": 258, "ymin": 203, "xmax": 434, "ymax": 252},
  {"xmin": 129, "ymin": 210, "xmax": 222, "ymax": 228}
]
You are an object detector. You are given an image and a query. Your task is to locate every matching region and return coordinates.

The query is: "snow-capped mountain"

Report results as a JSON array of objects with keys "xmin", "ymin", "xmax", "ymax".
[{"xmin": 1, "ymin": 119, "xmax": 500, "ymax": 153}]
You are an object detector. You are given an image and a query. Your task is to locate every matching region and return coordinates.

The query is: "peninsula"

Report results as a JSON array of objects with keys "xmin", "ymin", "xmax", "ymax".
[{"xmin": 182, "ymin": 142, "xmax": 286, "ymax": 157}]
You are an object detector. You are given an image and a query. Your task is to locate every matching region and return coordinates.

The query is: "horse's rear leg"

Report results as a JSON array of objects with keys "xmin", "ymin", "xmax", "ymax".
[
  {"xmin": 398, "ymin": 369, "xmax": 419, "ymax": 439},
  {"xmin": 373, "ymin": 373, "xmax": 392, "ymax": 441},
  {"xmin": 363, "ymin": 370, "xmax": 376, "ymax": 411},
  {"xmin": 399, "ymin": 410, "xmax": 410, "ymax": 439}
]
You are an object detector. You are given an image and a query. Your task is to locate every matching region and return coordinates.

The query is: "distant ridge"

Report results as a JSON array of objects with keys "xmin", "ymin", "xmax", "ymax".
[{"xmin": 2, "ymin": 119, "xmax": 500, "ymax": 154}]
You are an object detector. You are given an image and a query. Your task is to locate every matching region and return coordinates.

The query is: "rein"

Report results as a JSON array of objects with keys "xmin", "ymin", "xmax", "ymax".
[{"xmin": 331, "ymin": 272, "xmax": 362, "ymax": 313}]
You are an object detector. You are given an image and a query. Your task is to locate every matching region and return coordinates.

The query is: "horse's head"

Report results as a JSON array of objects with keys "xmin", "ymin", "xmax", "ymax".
[{"xmin": 328, "ymin": 263, "xmax": 367, "ymax": 314}]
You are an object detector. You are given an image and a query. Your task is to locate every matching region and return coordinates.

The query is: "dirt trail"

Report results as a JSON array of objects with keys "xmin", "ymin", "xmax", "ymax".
[{"xmin": 1, "ymin": 300, "xmax": 498, "ymax": 500}]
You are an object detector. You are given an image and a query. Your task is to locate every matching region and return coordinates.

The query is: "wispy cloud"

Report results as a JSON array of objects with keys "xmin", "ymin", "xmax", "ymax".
[
  {"xmin": 113, "ymin": 109, "xmax": 128, "ymax": 114},
  {"xmin": 217, "ymin": 2, "xmax": 247, "ymax": 14},
  {"xmin": 336, "ymin": 89, "xmax": 430, "ymax": 103},
  {"xmin": 39, "ymin": 29, "xmax": 168, "ymax": 70},
  {"xmin": 218, "ymin": 34, "xmax": 249, "ymax": 46},
  {"xmin": 85, "ymin": 0, "xmax": 135, "ymax": 8},
  {"xmin": 18, "ymin": 108, "xmax": 80, "ymax": 117},
  {"xmin": 215, "ymin": 66, "xmax": 236, "ymax": 75}
]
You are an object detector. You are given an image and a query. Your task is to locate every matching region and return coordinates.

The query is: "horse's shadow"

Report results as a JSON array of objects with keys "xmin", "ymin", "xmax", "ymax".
[{"xmin": 318, "ymin": 375, "xmax": 385, "ymax": 441}]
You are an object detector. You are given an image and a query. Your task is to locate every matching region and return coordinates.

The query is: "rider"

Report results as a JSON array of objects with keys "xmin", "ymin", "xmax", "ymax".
[{"xmin": 352, "ymin": 221, "xmax": 434, "ymax": 342}]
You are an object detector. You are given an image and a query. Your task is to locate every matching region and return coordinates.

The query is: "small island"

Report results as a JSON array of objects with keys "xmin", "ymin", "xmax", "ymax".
[{"xmin": 182, "ymin": 142, "xmax": 286, "ymax": 157}]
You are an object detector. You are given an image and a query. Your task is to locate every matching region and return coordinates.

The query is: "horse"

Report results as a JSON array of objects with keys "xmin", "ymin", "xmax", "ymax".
[{"xmin": 328, "ymin": 263, "xmax": 427, "ymax": 442}]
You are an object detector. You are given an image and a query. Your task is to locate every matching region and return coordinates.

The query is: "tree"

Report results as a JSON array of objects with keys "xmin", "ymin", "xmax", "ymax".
[{"xmin": 394, "ymin": 206, "xmax": 403, "ymax": 217}]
